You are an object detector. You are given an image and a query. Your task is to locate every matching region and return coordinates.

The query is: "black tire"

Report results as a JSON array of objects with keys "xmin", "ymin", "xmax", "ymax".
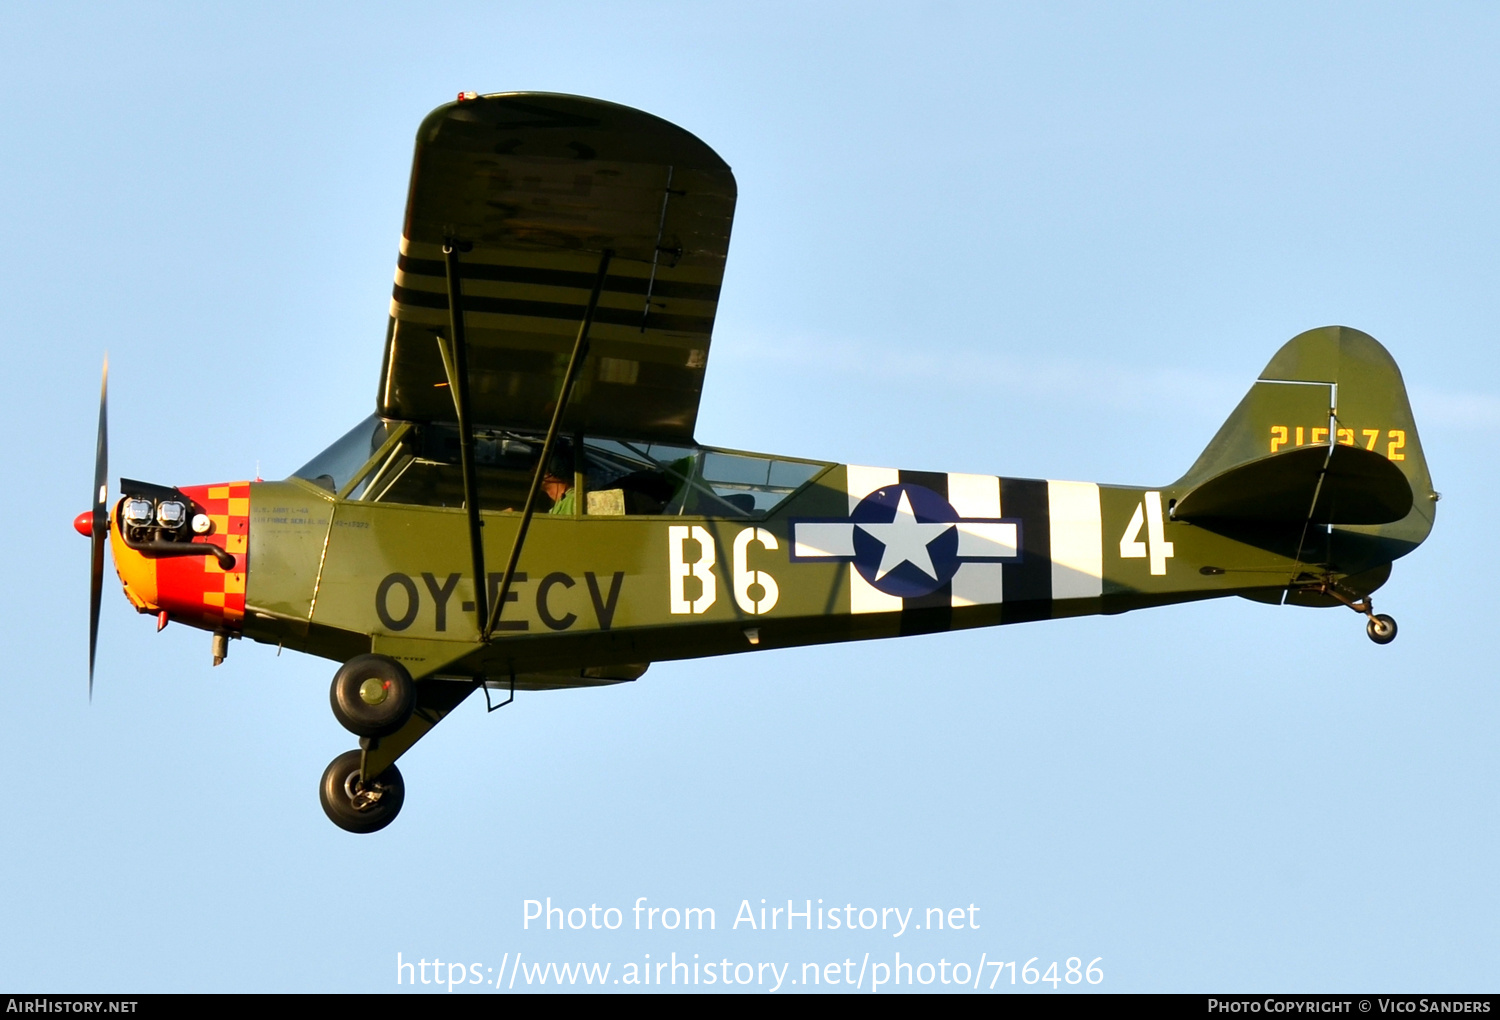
[
  {"xmin": 1367, "ymin": 613, "xmax": 1398, "ymax": 645},
  {"xmin": 319, "ymin": 750, "xmax": 405, "ymax": 834},
  {"xmin": 330, "ymin": 654, "xmax": 415, "ymax": 737}
]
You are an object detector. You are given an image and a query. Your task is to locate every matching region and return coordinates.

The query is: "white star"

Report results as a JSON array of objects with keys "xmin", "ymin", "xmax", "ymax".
[{"xmin": 856, "ymin": 490, "xmax": 955, "ymax": 581}]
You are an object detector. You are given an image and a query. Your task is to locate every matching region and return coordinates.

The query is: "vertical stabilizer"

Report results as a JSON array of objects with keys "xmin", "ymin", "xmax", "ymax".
[{"xmin": 1174, "ymin": 326, "xmax": 1436, "ymax": 581}]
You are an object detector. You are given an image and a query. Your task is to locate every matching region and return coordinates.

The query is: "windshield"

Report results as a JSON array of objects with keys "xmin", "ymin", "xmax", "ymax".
[{"xmin": 292, "ymin": 414, "xmax": 396, "ymax": 494}]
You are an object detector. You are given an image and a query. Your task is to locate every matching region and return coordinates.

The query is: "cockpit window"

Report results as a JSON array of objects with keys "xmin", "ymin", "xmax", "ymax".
[
  {"xmin": 581, "ymin": 438, "xmax": 698, "ymax": 514},
  {"xmin": 300, "ymin": 417, "xmax": 829, "ymax": 517},
  {"xmin": 581, "ymin": 441, "xmax": 823, "ymax": 516},
  {"xmin": 291, "ymin": 414, "xmax": 395, "ymax": 494},
  {"xmin": 699, "ymin": 452, "xmax": 823, "ymax": 514},
  {"xmin": 363, "ymin": 424, "xmax": 544, "ymax": 511}
]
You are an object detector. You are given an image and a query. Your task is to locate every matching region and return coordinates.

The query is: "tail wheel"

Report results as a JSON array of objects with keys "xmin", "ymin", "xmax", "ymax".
[
  {"xmin": 330, "ymin": 654, "xmax": 415, "ymax": 737},
  {"xmin": 319, "ymin": 750, "xmax": 405, "ymax": 834},
  {"xmin": 1367, "ymin": 614, "xmax": 1398, "ymax": 645}
]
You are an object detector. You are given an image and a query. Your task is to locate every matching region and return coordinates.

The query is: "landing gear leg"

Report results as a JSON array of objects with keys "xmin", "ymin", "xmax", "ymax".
[
  {"xmin": 319, "ymin": 749, "xmax": 405, "ymax": 834},
  {"xmin": 315, "ymin": 677, "xmax": 479, "ymax": 833},
  {"xmin": 1313, "ymin": 581, "xmax": 1398, "ymax": 645}
]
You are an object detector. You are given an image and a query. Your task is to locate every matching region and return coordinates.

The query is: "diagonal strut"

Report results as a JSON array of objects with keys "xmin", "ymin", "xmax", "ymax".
[{"xmin": 485, "ymin": 249, "xmax": 614, "ymax": 640}]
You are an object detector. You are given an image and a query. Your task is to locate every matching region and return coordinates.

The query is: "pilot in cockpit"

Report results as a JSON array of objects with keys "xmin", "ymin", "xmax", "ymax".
[{"xmin": 543, "ymin": 449, "xmax": 576, "ymax": 515}]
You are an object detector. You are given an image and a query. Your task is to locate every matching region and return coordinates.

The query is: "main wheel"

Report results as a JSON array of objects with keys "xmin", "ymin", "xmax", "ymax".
[
  {"xmin": 330, "ymin": 654, "xmax": 415, "ymax": 737},
  {"xmin": 319, "ymin": 750, "xmax": 405, "ymax": 834},
  {"xmin": 1367, "ymin": 613, "xmax": 1398, "ymax": 645}
]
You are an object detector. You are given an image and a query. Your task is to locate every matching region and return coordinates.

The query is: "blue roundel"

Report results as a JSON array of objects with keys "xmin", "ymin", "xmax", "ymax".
[{"xmin": 850, "ymin": 484, "xmax": 961, "ymax": 599}]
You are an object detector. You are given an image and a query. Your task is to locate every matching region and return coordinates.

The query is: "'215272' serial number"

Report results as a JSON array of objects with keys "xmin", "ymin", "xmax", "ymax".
[{"xmin": 1271, "ymin": 426, "xmax": 1405, "ymax": 460}]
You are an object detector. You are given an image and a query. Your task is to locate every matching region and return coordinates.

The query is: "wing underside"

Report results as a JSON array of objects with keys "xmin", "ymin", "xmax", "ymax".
[{"xmin": 379, "ymin": 93, "xmax": 737, "ymax": 442}]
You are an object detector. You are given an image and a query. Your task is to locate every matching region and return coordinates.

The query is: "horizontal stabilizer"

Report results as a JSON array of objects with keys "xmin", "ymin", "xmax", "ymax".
[{"xmin": 1172, "ymin": 444, "xmax": 1413, "ymax": 526}]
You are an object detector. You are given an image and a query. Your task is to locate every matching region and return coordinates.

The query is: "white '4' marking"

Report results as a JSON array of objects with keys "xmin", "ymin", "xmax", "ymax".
[{"xmin": 1119, "ymin": 491, "xmax": 1174, "ymax": 576}]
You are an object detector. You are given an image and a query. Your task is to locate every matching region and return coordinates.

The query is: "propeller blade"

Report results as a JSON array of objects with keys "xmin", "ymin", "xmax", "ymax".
[{"xmin": 89, "ymin": 356, "xmax": 107, "ymax": 699}]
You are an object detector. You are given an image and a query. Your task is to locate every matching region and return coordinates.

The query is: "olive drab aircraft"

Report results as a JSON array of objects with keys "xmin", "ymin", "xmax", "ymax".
[{"xmin": 78, "ymin": 92, "xmax": 1439, "ymax": 833}]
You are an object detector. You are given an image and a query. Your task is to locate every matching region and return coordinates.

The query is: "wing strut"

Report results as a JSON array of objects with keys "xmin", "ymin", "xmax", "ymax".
[
  {"xmin": 438, "ymin": 240, "xmax": 490, "ymax": 633},
  {"xmin": 484, "ymin": 249, "xmax": 614, "ymax": 640}
]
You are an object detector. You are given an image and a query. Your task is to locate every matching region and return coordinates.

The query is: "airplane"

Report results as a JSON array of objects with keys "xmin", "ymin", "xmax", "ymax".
[{"xmin": 77, "ymin": 92, "xmax": 1438, "ymax": 833}]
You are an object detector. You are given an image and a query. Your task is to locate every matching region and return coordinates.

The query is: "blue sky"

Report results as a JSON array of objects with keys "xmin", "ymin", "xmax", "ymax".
[{"xmin": 3, "ymin": 2, "xmax": 1498, "ymax": 993}]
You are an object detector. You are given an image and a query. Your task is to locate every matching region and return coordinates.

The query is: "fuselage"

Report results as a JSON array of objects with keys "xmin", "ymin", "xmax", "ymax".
[{"xmin": 107, "ymin": 448, "xmax": 1414, "ymax": 688}]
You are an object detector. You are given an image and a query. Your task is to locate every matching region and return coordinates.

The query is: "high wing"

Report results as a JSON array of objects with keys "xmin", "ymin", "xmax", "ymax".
[{"xmin": 377, "ymin": 92, "xmax": 736, "ymax": 442}]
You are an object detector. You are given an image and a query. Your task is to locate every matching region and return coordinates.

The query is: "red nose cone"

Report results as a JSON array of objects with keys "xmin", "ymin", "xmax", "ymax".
[{"xmin": 73, "ymin": 511, "xmax": 94, "ymax": 537}]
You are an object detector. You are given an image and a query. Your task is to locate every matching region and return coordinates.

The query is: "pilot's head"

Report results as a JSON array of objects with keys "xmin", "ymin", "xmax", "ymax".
[
  {"xmin": 542, "ymin": 449, "xmax": 574, "ymax": 502},
  {"xmin": 542, "ymin": 471, "xmax": 571, "ymax": 502}
]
